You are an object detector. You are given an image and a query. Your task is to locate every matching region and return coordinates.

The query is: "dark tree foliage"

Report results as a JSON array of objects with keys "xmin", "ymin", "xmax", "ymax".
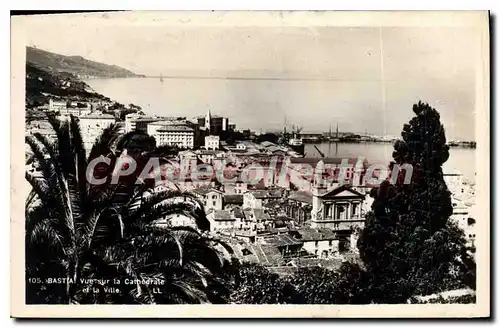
[
  {"xmin": 227, "ymin": 261, "xmax": 303, "ymax": 304},
  {"xmin": 116, "ymin": 131, "xmax": 157, "ymax": 154},
  {"xmin": 357, "ymin": 102, "xmax": 476, "ymax": 303},
  {"xmin": 219, "ymin": 130, "xmax": 249, "ymax": 145},
  {"xmin": 288, "ymin": 262, "xmax": 373, "ymax": 304},
  {"xmin": 26, "ymin": 63, "xmax": 106, "ymax": 108},
  {"xmin": 256, "ymin": 133, "xmax": 280, "ymax": 144}
]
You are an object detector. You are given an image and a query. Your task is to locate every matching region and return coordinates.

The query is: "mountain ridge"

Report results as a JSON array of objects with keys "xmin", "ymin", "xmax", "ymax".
[{"xmin": 26, "ymin": 46, "xmax": 143, "ymax": 79}]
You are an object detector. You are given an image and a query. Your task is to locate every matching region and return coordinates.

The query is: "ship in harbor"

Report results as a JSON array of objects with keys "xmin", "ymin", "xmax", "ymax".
[
  {"xmin": 278, "ymin": 117, "xmax": 305, "ymax": 155},
  {"xmin": 288, "ymin": 135, "xmax": 305, "ymax": 155}
]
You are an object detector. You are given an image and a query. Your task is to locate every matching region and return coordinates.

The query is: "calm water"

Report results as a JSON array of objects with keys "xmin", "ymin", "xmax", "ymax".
[
  {"xmin": 86, "ymin": 77, "xmax": 476, "ymax": 182},
  {"xmin": 305, "ymin": 142, "xmax": 476, "ymax": 182}
]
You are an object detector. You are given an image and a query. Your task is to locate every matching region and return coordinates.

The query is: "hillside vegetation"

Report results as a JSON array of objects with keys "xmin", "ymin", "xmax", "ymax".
[
  {"xmin": 26, "ymin": 46, "xmax": 142, "ymax": 78},
  {"xmin": 26, "ymin": 62, "xmax": 110, "ymax": 108}
]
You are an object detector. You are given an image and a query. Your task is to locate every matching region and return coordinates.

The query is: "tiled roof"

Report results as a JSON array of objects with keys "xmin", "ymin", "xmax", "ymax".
[
  {"xmin": 260, "ymin": 141, "xmax": 277, "ymax": 147},
  {"xmin": 224, "ymin": 194, "xmax": 244, "ymax": 204},
  {"xmin": 157, "ymin": 125, "xmax": 194, "ymax": 132},
  {"xmin": 197, "ymin": 150, "xmax": 223, "ymax": 155},
  {"xmin": 79, "ymin": 114, "xmax": 116, "ymax": 120},
  {"xmin": 252, "ymin": 209, "xmax": 271, "ymax": 222},
  {"xmin": 260, "ymin": 245, "xmax": 285, "ymax": 266},
  {"xmin": 231, "ymin": 207, "xmax": 245, "ymax": 219},
  {"xmin": 265, "ymin": 234, "xmax": 303, "ymax": 247},
  {"xmin": 245, "ymin": 244, "xmax": 285, "ymax": 266},
  {"xmin": 131, "ymin": 117, "xmax": 162, "ymax": 122},
  {"xmin": 266, "ymin": 145, "xmax": 285, "ymax": 153},
  {"xmin": 242, "ymin": 208, "xmax": 271, "ymax": 222},
  {"xmin": 293, "ymin": 227, "xmax": 337, "ymax": 241},
  {"xmin": 287, "ymin": 191, "xmax": 313, "ymax": 204},
  {"xmin": 246, "ymin": 189, "xmax": 283, "ymax": 199},
  {"xmin": 191, "ymin": 187, "xmax": 223, "ymax": 196},
  {"xmin": 149, "ymin": 118, "xmax": 187, "ymax": 125},
  {"xmin": 211, "ymin": 210, "xmax": 235, "ymax": 221}
]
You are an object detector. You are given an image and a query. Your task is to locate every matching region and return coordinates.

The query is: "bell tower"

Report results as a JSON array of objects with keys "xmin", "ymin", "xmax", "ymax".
[
  {"xmin": 205, "ymin": 108, "xmax": 212, "ymax": 135},
  {"xmin": 311, "ymin": 160, "xmax": 327, "ymax": 227}
]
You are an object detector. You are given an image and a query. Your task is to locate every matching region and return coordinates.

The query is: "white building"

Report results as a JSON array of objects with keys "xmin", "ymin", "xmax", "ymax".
[
  {"xmin": 242, "ymin": 190, "xmax": 282, "ymax": 209},
  {"xmin": 292, "ymin": 227, "xmax": 340, "ymax": 258},
  {"xmin": 48, "ymin": 98, "xmax": 67, "ymax": 111},
  {"xmin": 154, "ymin": 126, "xmax": 195, "ymax": 149},
  {"xmin": 58, "ymin": 107, "xmax": 92, "ymax": 117},
  {"xmin": 167, "ymin": 214, "xmax": 198, "ymax": 229},
  {"xmin": 451, "ymin": 198, "xmax": 476, "ymax": 248},
  {"xmin": 147, "ymin": 118, "xmax": 190, "ymax": 136},
  {"xmin": 124, "ymin": 113, "xmax": 143, "ymax": 132},
  {"xmin": 444, "ymin": 172, "xmax": 475, "ymax": 201},
  {"xmin": 445, "ymin": 172, "xmax": 476, "ymax": 249},
  {"xmin": 207, "ymin": 210, "xmax": 239, "ymax": 232},
  {"xmin": 178, "ymin": 150, "xmax": 199, "ymax": 173},
  {"xmin": 191, "ymin": 188, "xmax": 224, "ymax": 212},
  {"xmin": 126, "ymin": 116, "xmax": 160, "ymax": 133},
  {"xmin": 204, "ymin": 135, "xmax": 220, "ymax": 150},
  {"xmin": 78, "ymin": 114, "xmax": 116, "ymax": 152},
  {"xmin": 223, "ymin": 180, "xmax": 248, "ymax": 195},
  {"xmin": 196, "ymin": 149, "xmax": 225, "ymax": 164}
]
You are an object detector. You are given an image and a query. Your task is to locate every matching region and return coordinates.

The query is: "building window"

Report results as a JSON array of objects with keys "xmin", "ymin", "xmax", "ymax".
[
  {"xmin": 351, "ymin": 203, "xmax": 358, "ymax": 217},
  {"xmin": 336, "ymin": 205, "xmax": 345, "ymax": 219},
  {"xmin": 325, "ymin": 204, "xmax": 332, "ymax": 218},
  {"xmin": 213, "ymin": 201, "xmax": 216, "ymax": 206},
  {"xmin": 315, "ymin": 241, "xmax": 319, "ymax": 248},
  {"xmin": 329, "ymin": 240, "xmax": 333, "ymax": 247}
]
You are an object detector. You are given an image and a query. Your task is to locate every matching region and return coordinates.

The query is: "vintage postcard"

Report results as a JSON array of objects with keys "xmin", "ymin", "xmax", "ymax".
[{"xmin": 11, "ymin": 11, "xmax": 490, "ymax": 318}]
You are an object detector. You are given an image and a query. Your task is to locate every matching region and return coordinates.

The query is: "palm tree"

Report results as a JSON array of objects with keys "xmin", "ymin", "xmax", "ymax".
[{"xmin": 25, "ymin": 114, "xmax": 229, "ymax": 304}]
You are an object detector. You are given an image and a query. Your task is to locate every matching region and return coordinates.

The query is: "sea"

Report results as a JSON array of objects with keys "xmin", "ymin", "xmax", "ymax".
[
  {"xmin": 304, "ymin": 142, "xmax": 476, "ymax": 183},
  {"xmin": 86, "ymin": 77, "xmax": 476, "ymax": 182}
]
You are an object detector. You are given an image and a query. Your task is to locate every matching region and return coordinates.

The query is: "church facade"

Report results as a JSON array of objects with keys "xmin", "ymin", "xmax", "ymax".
[{"xmin": 310, "ymin": 160, "xmax": 366, "ymax": 231}]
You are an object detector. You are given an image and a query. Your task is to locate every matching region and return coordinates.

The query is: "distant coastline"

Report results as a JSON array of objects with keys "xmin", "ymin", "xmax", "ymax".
[{"xmin": 302, "ymin": 138, "xmax": 476, "ymax": 148}]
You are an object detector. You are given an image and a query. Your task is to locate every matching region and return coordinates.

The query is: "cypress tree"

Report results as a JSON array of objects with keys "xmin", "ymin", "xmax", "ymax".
[{"xmin": 357, "ymin": 101, "xmax": 476, "ymax": 303}]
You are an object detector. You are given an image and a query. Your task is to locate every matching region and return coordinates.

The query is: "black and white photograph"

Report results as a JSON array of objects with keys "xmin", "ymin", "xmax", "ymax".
[{"xmin": 10, "ymin": 11, "xmax": 490, "ymax": 318}]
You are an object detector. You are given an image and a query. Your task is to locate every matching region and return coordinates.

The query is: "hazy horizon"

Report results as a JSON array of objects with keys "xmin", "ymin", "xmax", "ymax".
[{"xmin": 19, "ymin": 12, "xmax": 481, "ymax": 141}]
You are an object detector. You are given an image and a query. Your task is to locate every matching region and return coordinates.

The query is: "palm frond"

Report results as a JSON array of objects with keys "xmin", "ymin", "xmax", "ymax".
[
  {"xmin": 87, "ymin": 123, "xmax": 122, "ymax": 162},
  {"xmin": 86, "ymin": 207, "xmax": 125, "ymax": 249},
  {"xmin": 25, "ymin": 115, "xmax": 229, "ymax": 305},
  {"xmin": 69, "ymin": 116, "xmax": 88, "ymax": 209}
]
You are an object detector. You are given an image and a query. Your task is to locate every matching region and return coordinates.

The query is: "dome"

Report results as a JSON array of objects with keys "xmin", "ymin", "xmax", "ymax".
[
  {"xmin": 314, "ymin": 160, "xmax": 326, "ymax": 187},
  {"xmin": 315, "ymin": 160, "xmax": 325, "ymax": 171}
]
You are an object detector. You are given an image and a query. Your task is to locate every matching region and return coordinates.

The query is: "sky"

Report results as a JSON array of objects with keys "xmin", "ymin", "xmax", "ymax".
[{"xmin": 18, "ymin": 12, "xmax": 483, "ymax": 140}]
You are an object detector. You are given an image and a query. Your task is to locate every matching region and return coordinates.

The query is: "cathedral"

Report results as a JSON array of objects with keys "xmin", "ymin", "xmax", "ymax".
[{"xmin": 310, "ymin": 160, "xmax": 366, "ymax": 231}]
